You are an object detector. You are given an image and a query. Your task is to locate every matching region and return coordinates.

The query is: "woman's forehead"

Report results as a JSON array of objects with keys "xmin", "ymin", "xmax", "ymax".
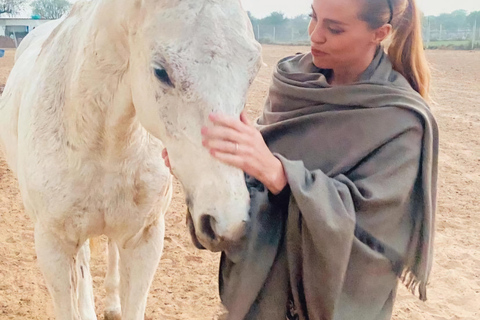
[{"xmin": 312, "ymin": 0, "xmax": 363, "ymax": 23}]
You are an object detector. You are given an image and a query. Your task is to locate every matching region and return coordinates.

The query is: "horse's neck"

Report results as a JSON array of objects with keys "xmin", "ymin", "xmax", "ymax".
[{"xmin": 61, "ymin": 1, "xmax": 145, "ymax": 160}]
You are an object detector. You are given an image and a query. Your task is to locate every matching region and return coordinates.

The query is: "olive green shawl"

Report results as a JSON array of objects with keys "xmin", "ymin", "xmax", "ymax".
[{"xmin": 219, "ymin": 48, "xmax": 438, "ymax": 320}]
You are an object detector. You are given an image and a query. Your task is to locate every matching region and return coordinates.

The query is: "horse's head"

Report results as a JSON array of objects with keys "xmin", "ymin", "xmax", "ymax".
[{"xmin": 127, "ymin": 0, "xmax": 262, "ymax": 251}]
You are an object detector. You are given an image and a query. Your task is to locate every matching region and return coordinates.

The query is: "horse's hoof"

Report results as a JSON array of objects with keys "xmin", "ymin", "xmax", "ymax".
[{"xmin": 104, "ymin": 310, "xmax": 121, "ymax": 320}]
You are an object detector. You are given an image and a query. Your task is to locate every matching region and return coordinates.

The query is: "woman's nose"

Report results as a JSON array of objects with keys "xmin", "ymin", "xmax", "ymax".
[{"xmin": 310, "ymin": 23, "xmax": 326, "ymax": 44}]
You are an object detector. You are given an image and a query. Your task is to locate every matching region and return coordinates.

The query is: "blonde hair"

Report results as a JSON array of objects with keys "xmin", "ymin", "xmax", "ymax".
[{"xmin": 360, "ymin": 0, "xmax": 431, "ymax": 100}]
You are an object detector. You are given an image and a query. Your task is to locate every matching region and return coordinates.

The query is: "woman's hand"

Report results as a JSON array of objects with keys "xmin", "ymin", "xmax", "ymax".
[{"xmin": 201, "ymin": 111, "xmax": 287, "ymax": 195}]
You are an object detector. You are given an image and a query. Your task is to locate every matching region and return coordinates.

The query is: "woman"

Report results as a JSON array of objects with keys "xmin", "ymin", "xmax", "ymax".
[{"xmin": 164, "ymin": 0, "xmax": 438, "ymax": 319}]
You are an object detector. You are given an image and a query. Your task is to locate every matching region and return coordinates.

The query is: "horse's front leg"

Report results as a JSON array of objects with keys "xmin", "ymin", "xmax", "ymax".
[
  {"xmin": 77, "ymin": 240, "xmax": 97, "ymax": 320},
  {"xmin": 34, "ymin": 223, "xmax": 82, "ymax": 320},
  {"xmin": 117, "ymin": 217, "xmax": 165, "ymax": 320},
  {"xmin": 104, "ymin": 238, "xmax": 121, "ymax": 320}
]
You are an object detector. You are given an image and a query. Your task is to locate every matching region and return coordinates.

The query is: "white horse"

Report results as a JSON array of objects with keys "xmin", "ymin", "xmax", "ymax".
[{"xmin": 0, "ymin": 0, "xmax": 262, "ymax": 319}]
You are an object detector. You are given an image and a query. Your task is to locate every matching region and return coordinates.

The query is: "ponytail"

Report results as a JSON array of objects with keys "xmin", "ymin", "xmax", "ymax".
[{"xmin": 361, "ymin": 0, "xmax": 431, "ymax": 100}]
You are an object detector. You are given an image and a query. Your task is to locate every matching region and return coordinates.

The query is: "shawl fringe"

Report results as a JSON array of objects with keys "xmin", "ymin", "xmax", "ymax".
[{"xmin": 399, "ymin": 268, "xmax": 428, "ymax": 301}]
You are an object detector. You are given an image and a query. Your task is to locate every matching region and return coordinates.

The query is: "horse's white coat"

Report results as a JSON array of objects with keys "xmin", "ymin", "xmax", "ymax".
[{"xmin": 0, "ymin": 0, "xmax": 262, "ymax": 319}]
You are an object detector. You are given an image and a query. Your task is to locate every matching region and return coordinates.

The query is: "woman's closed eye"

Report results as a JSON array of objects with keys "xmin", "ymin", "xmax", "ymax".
[
  {"xmin": 328, "ymin": 27, "xmax": 344, "ymax": 35},
  {"xmin": 309, "ymin": 10, "xmax": 344, "ymax": 35}
]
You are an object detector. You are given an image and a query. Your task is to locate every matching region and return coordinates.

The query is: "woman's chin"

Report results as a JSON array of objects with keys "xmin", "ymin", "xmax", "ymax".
[{"xmin": 312, "ymin": 58, "xmax": 332, "ymax": 70}]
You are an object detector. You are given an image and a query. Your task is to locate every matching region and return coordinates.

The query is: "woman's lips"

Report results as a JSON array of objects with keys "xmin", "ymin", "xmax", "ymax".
[{"xmin": 311, "ymin": 48, "xmax": 328, "ymax": 57}]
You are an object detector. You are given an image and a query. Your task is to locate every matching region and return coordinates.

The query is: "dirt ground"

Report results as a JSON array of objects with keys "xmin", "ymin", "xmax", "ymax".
[{"xmin": 0, "ymin": 46, "xmax": 479, "ymax": 319}]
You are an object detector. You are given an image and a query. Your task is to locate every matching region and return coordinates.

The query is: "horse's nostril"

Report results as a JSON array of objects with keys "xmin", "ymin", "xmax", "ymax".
[{"xmin": 200, "ymin": 214, "xmax": 216, "ymax": 241}]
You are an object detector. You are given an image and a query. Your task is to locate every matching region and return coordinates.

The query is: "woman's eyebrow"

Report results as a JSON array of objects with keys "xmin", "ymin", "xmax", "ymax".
[
  {"xmin": 311, "ymin": 5, "xmax": 348, "ymax": 26},
  {"xmin": 324, "ymin": 19, "xmax": 348, "ymax": 26}
]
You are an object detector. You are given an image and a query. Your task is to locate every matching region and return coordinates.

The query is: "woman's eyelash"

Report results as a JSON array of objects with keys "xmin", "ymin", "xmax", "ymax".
[
  {"xmin": 329, "ymin": 28, "xmax": 343, "ymax": 34},
  {"xmin": 309, "ymin": 11, "xmax": 343, "ymax": 34}
]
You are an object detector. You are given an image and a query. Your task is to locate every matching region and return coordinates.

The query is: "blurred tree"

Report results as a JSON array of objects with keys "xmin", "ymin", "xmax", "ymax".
[
  {"xmin": 0, "ymin": 0, "xmax": 27, "ymax": 16},
  {"xmin": 31, "ymin": 0, "xmax": 71, "ymax": 20},
  {"xmin": 247, "ymin": 11, "xmax": 257, "ymax": 24},
  {"xmin": 289, "ymin": 14, "xmax": 310, "ymax": 28},
  {"xmin": 289, "ymin": 14, "xmax": 310, "ymax": 35},
  {"xmin": 260, "ymin": 11, "xmax": 286, "ymax": 26},
  {"xmin": 467, "ymin": 11, "xmax": 480, "ymax": 28},
  {"xmin": 435, "ymin": 10, "xmax": 468, "ymax": 31}
]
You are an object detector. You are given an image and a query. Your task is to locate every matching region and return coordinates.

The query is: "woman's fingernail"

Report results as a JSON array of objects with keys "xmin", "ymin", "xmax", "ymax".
[{"xmin": 201, "ymin": 127, "xmax": 207, "ymax": 135}]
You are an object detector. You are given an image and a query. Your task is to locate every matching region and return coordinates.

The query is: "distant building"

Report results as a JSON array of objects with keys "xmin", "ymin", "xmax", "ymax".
[{"xmin": 0, "ymin": 18, "xmax": 52, "ymax": 45}]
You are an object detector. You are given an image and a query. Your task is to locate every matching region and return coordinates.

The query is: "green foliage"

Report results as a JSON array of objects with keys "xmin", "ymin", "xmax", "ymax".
[
  {"xmin": 426, "ymin": 40, "xmax": 480, "ymax": 50},
  {"xmin": 424, "ymin": 10, "xmax": 480, "ymax": 31},
  {"xmin": 247, "ymin": 9, "xmax": 480, "ymax": 48},
  {"xmin": 248, "ymin": 11, "xmax": 310, "ymax": 44},
  {"xmin": 261, "ymin": 12, "xmax": 286, "ymax": 26},
  {"xmin": 0, "ymin": 0, "xmax": 27, "ymax": 15},
  {"xmin": 467, "ymin": 11, "xmax": 480, "ymax": 27},
  {"xmin": 31, "ymin": 0, "xmax": 71, "ymax": 20},
  {"xmin": 289, "ymin": 14, "xmax": 310, "ymax": 30}
]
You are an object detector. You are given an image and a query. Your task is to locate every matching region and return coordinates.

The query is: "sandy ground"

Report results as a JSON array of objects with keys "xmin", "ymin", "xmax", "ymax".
[{"xmin": 0, "ymin": 46, "xmax": 479, "ymax": 319}]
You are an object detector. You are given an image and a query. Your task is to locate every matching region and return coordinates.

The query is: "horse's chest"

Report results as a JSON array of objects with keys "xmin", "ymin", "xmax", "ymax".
[
  {"xmin": 29, "ymin": 155, "xmax": 171, "ymax": 238},
  {"xmin": 81, "ymin": 162, "xmax": 170, "ymax": 214}
]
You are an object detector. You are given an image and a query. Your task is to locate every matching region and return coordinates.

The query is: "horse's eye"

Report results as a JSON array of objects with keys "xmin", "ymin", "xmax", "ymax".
[{"xmin": 154, "ymin": 68, "xmax": 175, "ymax": 88}]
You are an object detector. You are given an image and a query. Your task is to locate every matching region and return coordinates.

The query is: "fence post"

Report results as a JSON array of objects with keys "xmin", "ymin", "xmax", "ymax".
[
  {"xmin": 12, "ymin": 30, "xmax": 18, "ymax": 48},
  {"xmin": 473, "ymin": 19, "xmax": 477, "ymax": 50},
  {"xmin": 273, "ymin": 26, "xmax": 276, "ymax": 42},
  {"xmin": 426, "ymin": 17, "xmax": 431, "ymax": 49}
]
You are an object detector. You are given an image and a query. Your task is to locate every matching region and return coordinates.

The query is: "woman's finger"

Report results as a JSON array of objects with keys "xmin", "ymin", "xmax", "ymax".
[
  {"xmin": 203, "ymin": 139, "xmax": 239, "ymax": 154},
  {"xmin": 209, "ymin": 113, "xmax": 248, "ymax": 133},
  {"xmin": 201, "ymin": 125, "xmax": 247, "ymax": 144}
]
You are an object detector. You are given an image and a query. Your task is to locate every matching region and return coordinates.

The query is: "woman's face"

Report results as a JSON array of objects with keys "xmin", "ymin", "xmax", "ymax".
[{"xmin": 308, "ymin": 0, "xmax": 382, "ymax": 70}]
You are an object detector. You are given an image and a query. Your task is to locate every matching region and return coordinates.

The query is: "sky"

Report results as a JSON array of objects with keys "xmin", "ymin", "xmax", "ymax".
[
  {"xmin": 14, "ymin": 0, "xmax": 480, "ymax": 18},
  {"xmin": 241, "ymin": 0, "xmax": 480, "ymax": 18}
]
